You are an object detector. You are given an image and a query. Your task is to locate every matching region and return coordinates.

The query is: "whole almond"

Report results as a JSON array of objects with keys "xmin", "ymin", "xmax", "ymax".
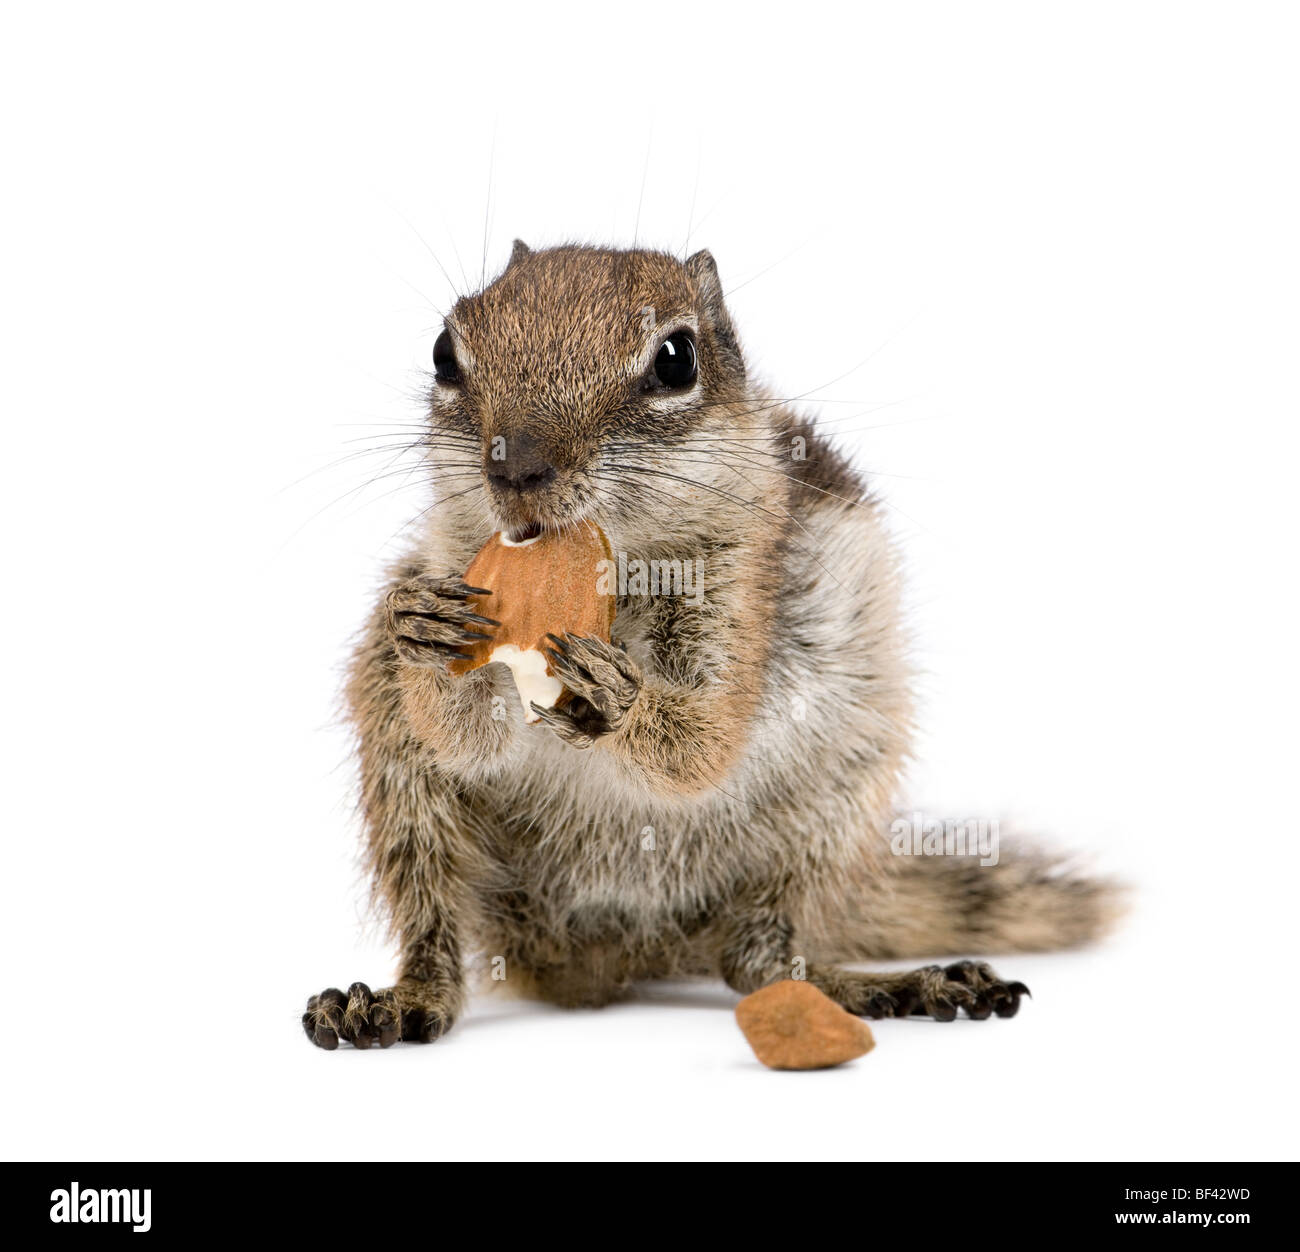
[{"xmin": 735, "ymin": 980, "xmax": 876, "ymax": 1070}]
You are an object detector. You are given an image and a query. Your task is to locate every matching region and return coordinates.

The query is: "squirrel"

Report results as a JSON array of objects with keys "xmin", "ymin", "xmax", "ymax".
[{"xmin": 303, "ymin": 241, "xmax": 1121, "ymax": 1049}]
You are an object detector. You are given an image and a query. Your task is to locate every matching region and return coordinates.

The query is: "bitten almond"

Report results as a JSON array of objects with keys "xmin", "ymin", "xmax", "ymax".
[{"xmin": 448, "ymin": 522, "xmax": 614, "ymax": 721}]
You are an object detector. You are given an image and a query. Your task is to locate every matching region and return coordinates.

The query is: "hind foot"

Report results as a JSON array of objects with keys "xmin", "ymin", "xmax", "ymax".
[
  {"xmin": 930, "ymin": 960, "xmax": 1030, "ymax": 1020},
  {"xmin": 810, "ymin": 961, "xmax": 1030, "ymax": 1021}
]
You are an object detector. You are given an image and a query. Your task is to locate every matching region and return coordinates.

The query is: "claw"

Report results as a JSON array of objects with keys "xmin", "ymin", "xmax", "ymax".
[
  {"xmin": 530, "ymin": 702, "xmax": 595, "ymax": 747},
  {"xmin": 861, "ymin": 990, "xmax": 897, "ymax": 1019},
  {"xmin": 414, "ymin": 1012, "xmax": 448, "ymax": 1043},
  {"xmin": 304, "ymin": 987, "xmax": 347, "ymax": 1050},
  {"xmin": 373, "ymin": 995, "xmax": 399, "ymax": 1048},
  {"xmin": 891, "ymin": 987, "xmax": 920, "ymax": 1017}
]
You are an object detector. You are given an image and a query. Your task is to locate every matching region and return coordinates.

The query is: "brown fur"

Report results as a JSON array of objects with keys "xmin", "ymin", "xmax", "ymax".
[{"xmin": 302, "ymin": 243, "xmax": 1122, "ymax": 1049}]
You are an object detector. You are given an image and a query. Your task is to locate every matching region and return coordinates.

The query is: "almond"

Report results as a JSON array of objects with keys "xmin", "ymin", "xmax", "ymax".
[
  {"xmin": 448, "ymin": 522, "xmax": 614, "ymax": 721},
  {"xmin": 735, "ymin": 980, "xmax": 876, "ymax": 1070}
]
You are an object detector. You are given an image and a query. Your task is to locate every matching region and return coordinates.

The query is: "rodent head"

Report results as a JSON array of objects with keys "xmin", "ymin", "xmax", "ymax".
[{"xmin": 428, "ymin": 243, "xmax": 750, "ymax": 537}]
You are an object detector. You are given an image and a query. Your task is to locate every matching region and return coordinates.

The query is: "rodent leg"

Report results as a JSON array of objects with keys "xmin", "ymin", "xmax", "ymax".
[
  {"xmin": 719, "ymin": 907, "xmax": 796, "ymax": 995},
  {"xmin": 307, "ymin": 609, "xmax": 476, "ymax": 1050},
  {"xmin": 380, "ymin": 569, "xmax": 517, "ymax": 769},
  {"xmin": 301, "ymin": 922, "xmax": 464, "ymax": 1050}
]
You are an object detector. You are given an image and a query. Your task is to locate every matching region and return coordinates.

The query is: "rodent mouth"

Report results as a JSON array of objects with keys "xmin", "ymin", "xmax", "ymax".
[
  {"xmin": 506, "ymin": 521, "xmax": 543, "ymax": 543},
  {"xmin": 487, "ymin": 479, "xmax": 598, "ymax": 540}
]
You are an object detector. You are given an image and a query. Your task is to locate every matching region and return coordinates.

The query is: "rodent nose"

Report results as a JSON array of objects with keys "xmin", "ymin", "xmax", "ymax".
[{"xmin": 486, "ymin": 433, "xmax": 557, "ymax": 493}]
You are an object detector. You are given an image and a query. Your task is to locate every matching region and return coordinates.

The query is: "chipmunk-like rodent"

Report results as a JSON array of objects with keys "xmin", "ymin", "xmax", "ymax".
[{"xmin": 303, "ymin": 241, "xmax": 1121, "ymax": 1049}]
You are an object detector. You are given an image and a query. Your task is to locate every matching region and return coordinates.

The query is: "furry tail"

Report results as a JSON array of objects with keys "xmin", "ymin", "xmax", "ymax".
[{"xmin": 811, "ymin": 839, "xmax": 1128, "ymax": 963}]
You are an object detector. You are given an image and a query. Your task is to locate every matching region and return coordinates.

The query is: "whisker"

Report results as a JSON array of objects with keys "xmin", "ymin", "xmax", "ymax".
[
  {"xmin": 480, "ymin": 123, "xmax": 497, "ymax": 292},
  {"xmin": 390, "ymin": 204, "xmax": 463, "ymax": 304}
]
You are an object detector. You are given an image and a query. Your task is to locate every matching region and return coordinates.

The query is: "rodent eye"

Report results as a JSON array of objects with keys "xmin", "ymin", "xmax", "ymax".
[
  {"xmin": 433, "ymin": 329, "xmax": 461, "ymax": 385},
  {"xmin": 651, "ymin": 332, "xmax": 697, "ymax": 389}
]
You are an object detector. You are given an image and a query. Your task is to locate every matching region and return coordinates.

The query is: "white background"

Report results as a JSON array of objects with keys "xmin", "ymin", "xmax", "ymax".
[{"xmin": 2, "ymin": 1, "xmax": 1297, "ymax": 1161}]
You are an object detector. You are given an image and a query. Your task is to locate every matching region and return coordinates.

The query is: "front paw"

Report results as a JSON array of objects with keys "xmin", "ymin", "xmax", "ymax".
[
  {"xmin": 531, "ymin": 633, "xmax": 642, "ymax": 748},
  {"xmin": 384, "ymin": 574, "xmax": 498, "ymax": 668}
]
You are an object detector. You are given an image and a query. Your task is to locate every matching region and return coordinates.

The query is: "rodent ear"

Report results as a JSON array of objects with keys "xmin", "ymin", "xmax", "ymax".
[
  {"xmin": 685, "ymin": 249, "xmax": 744, "ymax": 377},
  {"xmin": 507, "ymin": 239, "xmax": 532, "ymax": 270},
  {"xmin": 685, "ymin": 248, "xmax": 719, "ymax": 287}
]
